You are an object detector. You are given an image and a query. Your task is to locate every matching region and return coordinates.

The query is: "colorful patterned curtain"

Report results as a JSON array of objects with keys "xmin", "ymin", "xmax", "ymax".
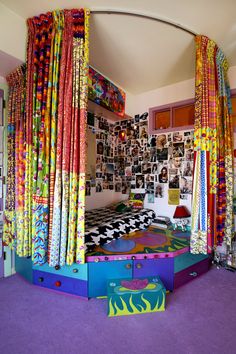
[
  {"xmin": 191, "ymin": 35, "xmax": 234, "ymax": 254},
  {"xmin": 4, "ymin": 9, "xmax": 90, "ymax": 266},
  {"xmin": 4, "ymin": 65, "xmax": 28, "ymax": 256}
]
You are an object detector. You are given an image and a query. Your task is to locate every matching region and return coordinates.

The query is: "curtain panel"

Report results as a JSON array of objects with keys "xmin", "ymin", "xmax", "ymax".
[
  {"xmin": 191, "ymin": 35, "xmax": 234, "ymax": 254},
  {"xmin": 4, "ymin": 9, "xmax": 90, "ymax": 266}
]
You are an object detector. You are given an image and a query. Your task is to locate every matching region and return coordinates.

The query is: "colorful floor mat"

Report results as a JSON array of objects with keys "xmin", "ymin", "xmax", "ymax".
[{"xmin": 86, "ymin": 227, "xmax": 190, "ymax": 256}]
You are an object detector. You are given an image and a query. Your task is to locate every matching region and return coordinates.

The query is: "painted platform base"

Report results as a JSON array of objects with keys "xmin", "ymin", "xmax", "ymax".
[{"xmin": 107, "ymin": 276, "xmax": 166, "ymax": 317}]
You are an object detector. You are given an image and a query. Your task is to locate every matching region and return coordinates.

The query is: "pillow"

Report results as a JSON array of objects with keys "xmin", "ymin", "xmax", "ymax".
[
  {"xmin": 129, "ymin": 193, "xmax": 145, "ymax": 209},
  {"xmin": 115, "ymin": 203, "xmax": 129, "ymax": 213}
]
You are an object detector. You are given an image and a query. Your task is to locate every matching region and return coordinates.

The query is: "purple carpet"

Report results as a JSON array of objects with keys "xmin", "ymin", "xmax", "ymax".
[{"xmin": 0, "ymin": 267, "xmax": 236, "ymax": 354}]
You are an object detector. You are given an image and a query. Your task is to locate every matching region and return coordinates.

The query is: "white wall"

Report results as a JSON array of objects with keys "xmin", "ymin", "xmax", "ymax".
[
  {"xmin": 0, "ymin": 3, "xmax": 26, "ymax": 62},
  {"xmin": 85, "ymin": 189, "xmax": 128, "ymax": 210},
  {"xmin": 126, "ymin": 78, "xmax": 195, "ymax": 116}
]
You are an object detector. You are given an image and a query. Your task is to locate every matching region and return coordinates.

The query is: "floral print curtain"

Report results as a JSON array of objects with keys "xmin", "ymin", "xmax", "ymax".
[
  {"xmin": 191, "ymin": 35, "xmax": 234, "ymax": 254},
  {"xmin": 4, "ymin": 9, "xmax": 90, "ymax": 266}
]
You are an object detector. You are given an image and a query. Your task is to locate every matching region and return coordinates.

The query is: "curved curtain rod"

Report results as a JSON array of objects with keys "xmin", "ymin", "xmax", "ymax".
[{"xmin": 90, "ymin": 9, "xmax": 198, "ymax": 37}]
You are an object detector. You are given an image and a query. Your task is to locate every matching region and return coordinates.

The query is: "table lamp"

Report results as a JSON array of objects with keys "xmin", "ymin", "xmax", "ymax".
[{"xmin": 173, "ymin": 205, "xmax": 191, "ymax": 232}]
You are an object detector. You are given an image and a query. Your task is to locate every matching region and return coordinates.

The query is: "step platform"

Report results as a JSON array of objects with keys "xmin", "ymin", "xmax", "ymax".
[{"xmin": 107, "ymin": 276, "xmax": 166, "ymax": 317}]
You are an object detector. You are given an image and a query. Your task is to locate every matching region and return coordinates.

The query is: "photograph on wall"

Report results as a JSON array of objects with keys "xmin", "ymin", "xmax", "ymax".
[
  {"xmin": 90, "ymin": 179, "xmax": 96, "ymax": 187},
  {"xmin": 184, "ymin": 135, "xmax": 194, "ymax": 149},
  {"xmin": 169, "ymin": 169, "xmax": 180, "ymax": 189},
  {"xmin": 146, "ymin": 181, "xmax": 154, "ymax": 193},
  {"xmin": 148, "ymin": 135, "xmax": 156, "ymax": 147},
  {"xmin": 88, "ymin": 66, "xmax": 126, "ymax": 117},
  {"xmin": 151, "ymin": 163, "xmax": 158, "ymax": 174},
  {"xmin": 156, "ymin": 148, "xmax": 168, "ymax": 161},
  {"xmin": 173, "ymin": 132, "xmax": 183, "ymax": 142},
  {"xmin": 134, "ymin": 114, "xmax": 140, "ymax": 123},
  {"xmin": 167, "ymin": 133, "xmax": 172, "ymax": 142},
  {"xmin": 106, "ymin": 173, "xmax": 114, "ymax": 182},
  {"xmin": 85, "ymin": 181, "xmax": 91, "ymax": 196},
  {"xmin": 158, "ymin": 166, "xmax": 168, "ymax": 183},
  {"xmin": 136, "ymin": 174, "xmax": 145, "ymax": 189},
  {"xmin": 97, "ymin": 141, "xmax": 104, "ymax": 155},
  {"xmin": 143, "ymin": 151, "xmax": 150, "ymax": 163},
  {"xmin": 106, "ymin": 163, "xmax": 114, "ymax": 174},
  {"xmin": 168, "ymin": 189, "xmax": 180, "ymax": 205},
  {"xmin": 172, "ymin": 142, "xmax": 184, "ymax": 158},
  {"xmin": 142, "ymin": 162, "xmax": 152, "ymax": 174},
  {"xmin": 103, "ymin": 180, "xmax": 109, "ymax": 190},
  {"xmin": 87, "ymin": 112, "xmax": 95, "ymax": 127},
  {"xmin": 131, "ymin": 146, "xmax": 139, "ymax": 157},
  {"xmin": 155, "ymin": 184, "xmax": 164, "ymax": 198},
  {"xmin": 146, "ymin": 174, "xmax": 155, "ymax": 182},
  {"xmin": 125, "ymin": 166, "xmax": 132, "ymax": 177},
  {"xmin": 182, "ymin": 161, "xmax": 193, "ymax": 177},
  {"xmin": 180, "ymin": 176, "xmax": 192, "ymax": 194},
  {"xmin": 148, "ymin": 193, "xmax": 155, "ymax": 203},
  {"xmin": 122, "ymin": 182, "xmax": 131, "ymax": 194},
  {"xmin": 168, "ymin": 141, "xmax": 173, "ymax": 157},
  {"xmin": 132, "ymin": 165, "xmax": 141, "ymax": 174},
  {"xmin": 149, "ymin": 147, "xmax": 157, "ymax": 162},
  {"xmin": 115, "ymin": 182, "xmax": 122, "ymax": 192},
  {"xmin": 139, "ymin": 123, "xmax": 148, "ymax": 139},
  {"xmin": 185, "ymin": 148, "xmax": 194, "ymax": 161},
  {"xmin": 156, "ymin": 134, "xmax": 167, "ymax": 149},
  {"xmin": 96, "ymin": 179, "xmax": 103, "ymax": 192},
  {"xmin": 96, "ymin": 172, "xmax": 102, "ymax": 178},
  {"xmin": 170, "ymin": 157, "xmax": 182, "ymax": 169},
  {"xmin": 139, "ymin": 112, "xmax": 148, "ymax": 121}
]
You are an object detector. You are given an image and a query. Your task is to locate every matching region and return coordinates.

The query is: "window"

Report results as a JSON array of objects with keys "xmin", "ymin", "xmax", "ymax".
[{"xmin": 149, "ymin": 98, "xmax": 195, "ymax": 134}]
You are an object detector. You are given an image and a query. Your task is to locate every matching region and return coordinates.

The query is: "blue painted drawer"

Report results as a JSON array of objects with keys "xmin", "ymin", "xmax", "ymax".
[
  {"xmin": 33, "ymin": 262, "xmax": 88, "ymax": 281},
  {"xmin": 33, "ymin": 270, "xmax": 88, "ymax": 297},
  {"xmin": 133, "ymin": 258, "xmax": 174, "ymax": 291},
  {"xmin": 174, "ymin": 258, "xmax": 211, "ymax": 289},
  {"xmin": 174, "ymin": 253, "xmax": 209, "ymax": 273},
  {"xmin": 88, "ymin": 260, "xmax": 132, "ymax": 298}
]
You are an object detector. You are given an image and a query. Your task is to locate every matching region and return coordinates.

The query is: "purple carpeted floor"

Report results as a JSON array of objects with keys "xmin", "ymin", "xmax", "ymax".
[{"xmin": 0, "ymin": 267, "xmax": 236, "ymax": 354}]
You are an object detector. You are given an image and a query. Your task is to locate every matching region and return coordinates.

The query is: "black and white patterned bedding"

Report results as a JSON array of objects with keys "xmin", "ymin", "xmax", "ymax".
[{"xmin": 85, "ymin": 208, "xmax": 156, "ymax": 252}]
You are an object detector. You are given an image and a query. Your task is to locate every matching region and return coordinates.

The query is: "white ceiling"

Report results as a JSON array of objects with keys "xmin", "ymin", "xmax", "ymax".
[{"xmin": 0, "ymin": 0, "xmax": 236, "ymax": 95}]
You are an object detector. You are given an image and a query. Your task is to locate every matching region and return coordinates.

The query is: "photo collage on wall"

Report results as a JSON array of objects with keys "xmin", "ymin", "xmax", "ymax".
[
  {"xmin": 86, "ymin": 112, "xmax": 194, "ymax": 203},
  {"xmin": 86, "ymin": 115, "xmax": 116, "ymax": 196}
]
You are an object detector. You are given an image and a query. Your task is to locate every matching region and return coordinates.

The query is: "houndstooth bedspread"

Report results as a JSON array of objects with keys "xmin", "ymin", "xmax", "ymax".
[{"xmin": 85, "ymin": 208, "xmax": 156, "ymax": 252}]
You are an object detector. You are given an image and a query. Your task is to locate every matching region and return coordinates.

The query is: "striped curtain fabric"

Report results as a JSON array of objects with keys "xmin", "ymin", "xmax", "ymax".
[
  {"xmin": 4, "ymin": 65, "xmax": 28, "ymax": 255},
  {"xmin": 4, "ymin": 9, "xmax": 90, "ymax": 266},
  {"xmin": 191, "ymin": 35, "xmax": 234, "ymax": 254}
]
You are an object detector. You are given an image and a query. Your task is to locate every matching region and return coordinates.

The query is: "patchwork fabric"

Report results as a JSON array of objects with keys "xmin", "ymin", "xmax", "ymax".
[
  {"xmin": 85, "ymin": 208, "xmax": 156, "ymax": 252},
  {"xmin": 191, "ymin": 35, "xmax": 234, "ymax": 254}
]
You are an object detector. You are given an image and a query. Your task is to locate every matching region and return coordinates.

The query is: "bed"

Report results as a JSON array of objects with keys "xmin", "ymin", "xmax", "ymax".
[{"xmin": 85, "ymin": 207, "xmax": 156, "ymax": 252}]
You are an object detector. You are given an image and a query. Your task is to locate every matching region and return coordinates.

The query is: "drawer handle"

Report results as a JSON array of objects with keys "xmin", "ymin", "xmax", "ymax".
[
  {"xmin": 125, "ymin": 263, "xmax": 132, "ymax": 269},
  {"xmin": 189, "ymin": 272, "xmax": 198, "ymax": 277},
  {"xmin": 55, "ymin": 265, "xmax": 60, "ymax": 270},
  {"xmin": 38, "ymin": 277, "xmax": 44, "ymax": 283},
  {"xmin": 136, "ymin": 263, "xmax": 143, "ymax": 269},
  {"xmin": 73, "ymin": 268, "xmax": 79, "ymax": 273},
  {"xmin": 55, "ymin": 281, "xmax": 62, "ymax": 287}
]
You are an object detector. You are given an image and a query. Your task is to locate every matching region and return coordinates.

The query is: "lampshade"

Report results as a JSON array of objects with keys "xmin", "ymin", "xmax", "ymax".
[{"xmin": 173, "ymin": 205, "xmax": 191, "ymax": 218}]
